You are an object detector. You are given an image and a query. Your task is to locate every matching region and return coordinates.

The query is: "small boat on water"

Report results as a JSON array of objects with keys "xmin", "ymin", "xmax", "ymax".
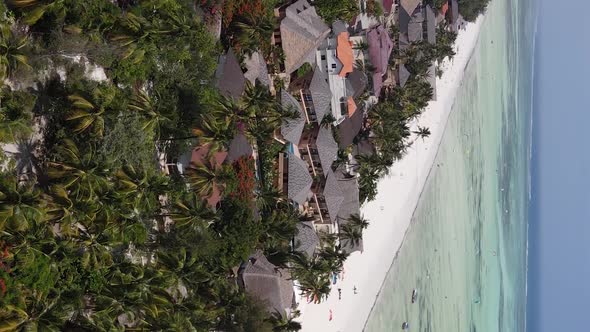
[
  {"xmin": 402, "ymin": 322, "xmax": 410, "ymax": 329},
  {"xmin": 411, "ymin": 289, "xmax": 418, "ymax": 303}
]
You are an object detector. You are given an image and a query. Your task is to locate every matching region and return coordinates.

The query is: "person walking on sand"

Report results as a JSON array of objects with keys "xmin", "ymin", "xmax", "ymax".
[
  {"xmin": 338, "ymin": 288, "xmax": 342, "ymax": 300},
  {"xmin": 329, "ymin": 309, "xmax": 333, "ymax": 321},
  {"xmin": 353, "ymin": 286, "xmax": 358, "ymax": 294}
]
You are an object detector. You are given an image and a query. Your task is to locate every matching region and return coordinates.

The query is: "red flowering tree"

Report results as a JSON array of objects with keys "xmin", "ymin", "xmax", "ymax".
[{"xmin": 230, "ymin": 156, "xmax": 256, "ymax": 202}]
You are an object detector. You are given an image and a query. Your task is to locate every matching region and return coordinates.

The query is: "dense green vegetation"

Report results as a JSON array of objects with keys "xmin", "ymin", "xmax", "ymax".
[
  {"xmin": 314, "ymin": 0, "xmax": 359, "ymax": 24},
  {"xmin": 458, "ymin": 0, "xmax": 491, "ymax": 22}
]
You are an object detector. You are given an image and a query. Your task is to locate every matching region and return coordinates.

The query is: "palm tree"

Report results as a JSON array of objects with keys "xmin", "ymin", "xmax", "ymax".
[
  {"xmin": 45, "ymin": 139, "xmax": 110, "ymax": 201},
  {"xmin": 265, "ymin": 310, "xmax": 302, "ymax": 332},
  {"xmin": 0, "ymin": 115, "xmax": 31, "ymax": 143},
  {"xmin": 128, "ymin": 88, "xmax": 171, "ymax": 140},
  {"xmin": 320, "ymin": 113, "xmax": 336, "ymax": 128},
  {"xmin": 353, "ymin": 40, "xmax": 369, "ymax": 51},
  {"xmin": 338, "ymin": 223, "xmax": 363, "ymax": 248},
  {"xmin": 231, "ymin": 13, "xmax": 275, "ymax": 56},
  {"xmin": 191, "ymin": 114, "xmax": 234, "ymax": 150},
  {"xmin": 168, "ymin": 192, "xmax": 218, "ymax": 229},
  {"xmin": 65, "ymin": 94, "xmax": 110, "ymax": 137},
  {"xmin": 296, "ymin": 273, "xmax": 331, "ymax": 304},
  {"xmin": 183, "ymin": 162, "xmax": 222, "ymax": 199},
  {"xmin": 0, "ymin": 22, "xmax": 31, "ymax": 82},
  {"xmin": 347, "ymin": 213, "xmax": 369, "ymax": 230},
  {"xmin": 412, "ymin": 126, "xmax": 431, "ymax": 141},
  {"xmin": 6, "ymin": 0, "xmax": 66, "ymax": 25},
  {"xmin": 0, "ymin": 173, "xmax": 45, "ymax": 232}
]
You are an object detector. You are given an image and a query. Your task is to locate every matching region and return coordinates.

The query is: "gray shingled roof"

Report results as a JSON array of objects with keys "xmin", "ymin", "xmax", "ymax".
[
  {"xmin": 399, "ymin": 64, "xmax": 410, "ymax": 87},
  {"xmin": 408, "ymin": 10, "xmax": 424, "ymax": 43},
  {"xmin": 334, "ymin": 167, "xmax": 363, "ymax": 253},
  {"xmin": 337, "ymin": 110, "xmax": 363, "ymax": 148},
  {"xmin": 241, "ymin": 251, "xmax": 295, "ymax": 314},
  {"xmin": 280, "ymin": 91, "xmax": 305, "ymax": 144},
  {"xmin": 309, "ymin": 68, "xmax": 332, "ymax": 123},
  {"xmin": 288, "ymin": 153, "xmax": 312, "ymax": 205},
  {"xmin": 400, "ymin": 0, "xmax": 422, "ymax": 15},
  {"xmin": 244, "ymin": 51, "xmax": 270, "ymax": 86},
  {"xmin": 280, "ymin": 0, "xmax": 330, "ymax": 74},
  {"xmin": 323, "ymin": 170, "xmax": 345, "ymax": 222},
  {"xmin": 449, "ymin": 0, "xmax": 460, "ymax": 31},
  {"xmin": 425, "ymin": 5, "xmax": 437, "ymax": 45},
  {"xmin": 332, "ymin": 20, "xmax": 348, "ymax": 35},
  {"xmin": 294, "ymin": 221, "xmax": 320, "ymax": 257},
  {"xmin": 316, "ymin": 126, "xmax": 338, "ymax": 174},
  {"xmin": 226, "ymin": 132, "xmax": 253, "ymax": 162},
  {"xmin": 215, "ymin": 49, "xmax": 246, "ymax": 99},
  {"xmin": 346, "ymin": 69, "xmax": 368, "ymax": 99}
]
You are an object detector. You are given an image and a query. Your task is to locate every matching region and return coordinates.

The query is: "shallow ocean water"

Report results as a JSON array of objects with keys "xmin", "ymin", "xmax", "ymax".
[{"xmin": 364, "ymin": 0, "xmax": 536, "ymax": 331}]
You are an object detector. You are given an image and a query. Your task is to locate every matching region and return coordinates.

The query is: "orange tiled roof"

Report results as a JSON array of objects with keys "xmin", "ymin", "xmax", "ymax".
[
  {"xmin": 337, "ymin": 32, "xmax": 354, "ymax": 77},
  {"xmin": 347, "ymin": 97, "xmax": 357, "ymax": 117}
]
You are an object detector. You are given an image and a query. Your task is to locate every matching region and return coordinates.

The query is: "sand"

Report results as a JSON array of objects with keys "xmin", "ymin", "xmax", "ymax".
[{"xmin": 298, "ymin": 16, "xmax": 485, "ymax": 332}]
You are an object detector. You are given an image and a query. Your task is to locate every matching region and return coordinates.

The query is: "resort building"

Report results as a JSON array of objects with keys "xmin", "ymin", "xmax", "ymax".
[
  {"xmin": 315, "ymin": 21, "xmax": 356, "ymax": 124},
  {"xmin": 398, "ymin": 1, "xmax": 438, "ymax": 99},
  {"xmin": 239, "ymin": 251, "xmax": 295, "ymax": 316},
  {"xmin": 274, "ymin": 0, "xmax": 330, "ymax": 75}
]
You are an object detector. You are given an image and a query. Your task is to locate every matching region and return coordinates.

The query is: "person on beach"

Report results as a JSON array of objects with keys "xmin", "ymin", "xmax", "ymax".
[
  {"xmin": 353, "ymin": 286, "xmax": 357, "ymax": 294},
  {"xmin": 338, "ymin": 288, "xmax": 342, "ymax": 300},
  {"xmin": 329, "ymin": 309, "xmax": 333, "ymax": 321}
]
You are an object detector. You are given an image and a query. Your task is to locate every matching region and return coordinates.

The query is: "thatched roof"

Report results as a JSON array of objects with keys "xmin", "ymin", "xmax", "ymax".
[
  {"xmin": 287, "ymin": 153, "xmax": 312, "ymax": 205},
  {"xmin": 215, "ymin": 49, "xmax": 246, "ymax": 99},
  {"xmin": 323, "ymin": 170, "xmax": 345, "ymax": 222},
  {"xmin": 337, "ymin": 110, "xmax": 363, "ymax": 148},
  {"xmin": 240, "ymin": 251, "xmax": 295, "ymax": 314},
  {"xmin": 226, "ymin": 132, "xmax": 253, "ymax": 163},
  {"xmin": 280, "ymin": 0, "xmax": 330, "ymax": 74},
  {"xmin": 309, "ymin": 68, "xmax": 332, "ymax": 123},
  {"xmin": 244, "ymin": 51, "xmax": 270, "ymax": 86},
  {"xmin": 316, "ymin": 126, "xmax": 338, "ymax": 174},
  {"xmin": 334, "ymin": 167, "xmax": 363, "ymax": 253},
  {"xmin": 294, "ymin": 221, "xmax": 320, "ymax": 257},
  {"xmin": 280, "ymin": 90, "xmax": 306, "ymax": 144}
]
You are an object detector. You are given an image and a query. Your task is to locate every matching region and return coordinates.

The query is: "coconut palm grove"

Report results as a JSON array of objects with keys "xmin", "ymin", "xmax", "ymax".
[{"xmin": 0, "ymin": 0, "xmax": 488, "ymax": 330}]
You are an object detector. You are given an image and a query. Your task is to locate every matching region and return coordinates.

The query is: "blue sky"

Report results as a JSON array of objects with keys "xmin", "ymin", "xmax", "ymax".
[{"xmin": 527, "ymin": 0, "xmax": 590, "ymax": 330}]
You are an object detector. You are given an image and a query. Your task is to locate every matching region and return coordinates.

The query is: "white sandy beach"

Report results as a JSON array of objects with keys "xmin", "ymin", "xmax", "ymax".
[{"xmin": 299, "ymin": 16, "xmax": 485, "ymax": 332}]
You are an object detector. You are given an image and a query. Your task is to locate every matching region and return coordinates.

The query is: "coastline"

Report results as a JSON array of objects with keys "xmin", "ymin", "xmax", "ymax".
[{"xmin": 299, "ymin": 15, "xmax": 485, "ymax": 332}]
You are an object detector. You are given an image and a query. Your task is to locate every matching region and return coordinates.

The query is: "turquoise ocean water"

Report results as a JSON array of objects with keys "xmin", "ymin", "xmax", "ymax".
[{"xmin": 364, "ymin": 0, "xmax": 536, "ymax": 331}]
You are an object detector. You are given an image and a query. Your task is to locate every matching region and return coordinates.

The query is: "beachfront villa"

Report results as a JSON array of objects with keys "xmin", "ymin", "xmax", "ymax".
[
  {"xmin": 274, "ymin": 0, "xmax": 331, "ymax": 75},
  {"xmin": 239, "ymin": 251, "xmax": 295, "ymax": 316},
  {"xmin": 398, "ymin": 0, "xmax": 438, "ymax": 98},
  {"xmin": 315, "ymin": 21, "xmax": 355, "ymax": 125}
]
